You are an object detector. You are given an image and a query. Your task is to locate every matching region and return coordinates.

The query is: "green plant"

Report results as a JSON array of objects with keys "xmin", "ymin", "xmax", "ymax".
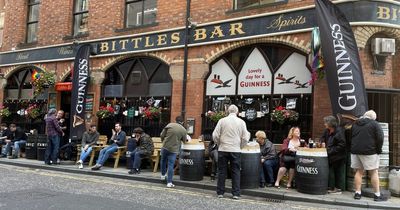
[
  {"xmin": 96, "ymin": 106, "xmax": 115, "ymax": 119},
  {"xmin": 143, "ymin": 106, "xmax": 161, "ymax": 120},
  {"xmin": 0, "ymin": 105, "xmax": 11, "ymax": 118},
  {"xmin": 270, "ymin": 106, "xmax": 299, "ymax": 125},
  {"xmin": 26, "ymin": 104, "xmax": 42, "ymax": 119},
  {"xmin": 206, "ymin": 111, "xmax": 227, "ymax": 122},
  {"xmin": 31, "ymin": 70, "xmax": 55, "ymax": 97}
]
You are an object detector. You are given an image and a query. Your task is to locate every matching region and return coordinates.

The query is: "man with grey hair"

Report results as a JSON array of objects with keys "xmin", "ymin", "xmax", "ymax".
[
  {"xmin": 351, "ymin": 110, "xmax": 385, "ymax": 201},
  {"xmin": 44, "ymin": 108, "xmax": 64, "ymax": 165},
  {"xmin": 212, "ymin": 104, "xmax": 250, "ymax": 200},
  {"xmin": 320, "ymin": 115, "xmax": 346, "ymax": 194}
]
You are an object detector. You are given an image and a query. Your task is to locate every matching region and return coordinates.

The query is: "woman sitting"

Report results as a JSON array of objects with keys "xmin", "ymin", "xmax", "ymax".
[{"xmin": 274, "ymin": 126, "xmax": 304, "ymax": 189}]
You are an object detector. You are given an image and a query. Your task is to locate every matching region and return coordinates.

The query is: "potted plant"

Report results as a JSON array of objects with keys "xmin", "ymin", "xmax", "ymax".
[
  {"xmin": 26, "ymin": 104, "xmax": 42, "ymax": 119},
  {"xmin": 0, "ymin": 105, "xmax": 11, "ymax": 118},
  {"xmin": 206, "ymin": 110, "xmax": 227, "ymax": 122},
  {"xmin": 96, "ymin": 106, "xmax": 115, "ymax": 119},
  {"xmin": 270, "ymin": 106, "xmax": 299, "ymax": 125},
  {"xmin": 31, "ymin": 70, "xmax": 55, "ymax": 97},
  {"xmin": 143, "ymin": 106, "xmax": 162, "ymax": 120}
]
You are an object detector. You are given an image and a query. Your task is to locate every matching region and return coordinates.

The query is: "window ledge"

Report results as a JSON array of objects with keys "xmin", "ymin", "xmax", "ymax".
[
  {"xmin": 63, "ymin": 32, "xmax": 90, "ymax": 41},
  {"xmin": 17, "ymin": 42, "xmax": 38, "ymax": 49},
  {"xmin": 115, "ymin": 22, "xmax": 159, "ymax": 33},
  {"xmin": 371, "ymin": 70, "xmax": 386, "ymax": 75},
  {"xmin": 226, "ymin": 1, "xmax": 288, "ymax": 14}
]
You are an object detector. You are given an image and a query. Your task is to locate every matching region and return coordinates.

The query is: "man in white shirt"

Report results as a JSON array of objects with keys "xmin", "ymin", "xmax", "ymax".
[{"xmin": 212, "ymin": 105, "xmax": 250, "ymax": 200}]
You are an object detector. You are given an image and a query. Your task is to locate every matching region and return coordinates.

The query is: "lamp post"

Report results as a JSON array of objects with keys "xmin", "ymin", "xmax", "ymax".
[{"xmin": 181, "ymin": 0, "xmax": 191, "ymax": 121}]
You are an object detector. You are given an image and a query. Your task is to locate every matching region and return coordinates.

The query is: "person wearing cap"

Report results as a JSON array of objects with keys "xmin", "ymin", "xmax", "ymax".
[
  {"xmin": 128, "ymin": 127, "xmax": 154, "ymax": 174},
  {"xmin": 160, "ymin": 116, "xmax": 187, "ymax": 188},
  {"xmin": 351, "ymin": 110, "xmax": 385, "ymax": 201},
  {"xmin": 76, "ymin": 125, "xmax": 99, "ymax": 169}
]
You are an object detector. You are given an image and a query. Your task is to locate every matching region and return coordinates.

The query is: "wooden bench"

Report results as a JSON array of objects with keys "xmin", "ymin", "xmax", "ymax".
[
  {"xmin": 151, "ymin": 137, "xmax": 162, "ymax": 173},
  {"xmin": 109, "ymin": 137, "xmax": 128, "ymax": 168},
  {"xmin": 76, "ymin": 135, "xmax": 108, "ymax": 165},
  {"xmin": 87, "ymin": 136, "xmax": 128, "ymax": 168}
]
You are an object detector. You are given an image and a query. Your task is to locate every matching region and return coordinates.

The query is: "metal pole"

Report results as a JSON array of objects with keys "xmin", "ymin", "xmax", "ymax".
[{"xmin": 181, "ymin": 0, "xmax": 191, "ymax": 120}]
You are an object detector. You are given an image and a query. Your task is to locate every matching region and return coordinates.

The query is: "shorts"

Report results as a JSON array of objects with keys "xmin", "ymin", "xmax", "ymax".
[{"xmin": 351, "ymin": 154, "xmax": 380, "ymax": 170}]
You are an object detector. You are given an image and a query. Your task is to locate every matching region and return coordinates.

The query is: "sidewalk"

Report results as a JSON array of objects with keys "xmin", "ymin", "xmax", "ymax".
[{"xmin": 0, "ymin": 158, "xmax": 399, "ymax": 209}]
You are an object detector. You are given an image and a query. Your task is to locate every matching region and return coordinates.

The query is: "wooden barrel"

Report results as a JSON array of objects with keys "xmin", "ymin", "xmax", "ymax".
[
  {"xmin": 295, "ymin": 148, "xmax": 329, "ymax": 195},
  {"xmin": 36, "ymin": 134, "xmax": 48, "ymax": 161},
  {"xmin": 25, "ymin": 134, "xmax": 38, "ymax": 160},
  {"xmin": 179, "ymin": 140, "xmax": 205, "ymax": 181},
  {"xmin": 240, "ymin": 142, "xmax": 260, "ymax": 189}
]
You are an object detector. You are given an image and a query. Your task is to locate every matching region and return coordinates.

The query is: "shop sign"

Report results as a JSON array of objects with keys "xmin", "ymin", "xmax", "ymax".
[
  {"xmin": 206, "ymin": 60, "xmax": 236, "ymax": 96},
  {"xmin": 55, "ymin": 82, "xmax": 72, "ymax": 91},
  {"xmin": 0, "ymin": 1, "xmax": 398, "ymax": 67}
]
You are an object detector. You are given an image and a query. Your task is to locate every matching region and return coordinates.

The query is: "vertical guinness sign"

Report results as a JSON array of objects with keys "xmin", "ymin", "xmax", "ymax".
[
  {"xmin": 315, "ymin": 0, "xmax": 368, "ymax": 117},
  {"xmin": 69, "ymin": 44, "xmax": 92, "ymax": 141}
]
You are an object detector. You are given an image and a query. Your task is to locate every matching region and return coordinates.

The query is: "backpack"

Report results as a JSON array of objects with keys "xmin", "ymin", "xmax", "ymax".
[{"xmin": 58, "ymin": 142, "xmax": 76, "ymax": 160}]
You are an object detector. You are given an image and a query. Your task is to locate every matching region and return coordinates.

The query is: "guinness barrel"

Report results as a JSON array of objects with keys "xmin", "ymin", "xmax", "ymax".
[
  {"xmin": 179, "ymin": 140, "xmax": 205, "ymax": 181},
  {"xmin": 37, "ymin": 134, "xmax": 48, "ymax": 161},
  {"xmin": 126, "ymin": 138, "xmax": 136, "ymax": 169},
  {"xmin": 25, "ymin": 135, "xmax": 38, "ymax": 159},
  {"xmin": 295, "ymin": 148, "xmax": 329, "ymax": 195},
  {"xmin": 240, "ymin": 142, "xmax": 260, "ymax": 189}
]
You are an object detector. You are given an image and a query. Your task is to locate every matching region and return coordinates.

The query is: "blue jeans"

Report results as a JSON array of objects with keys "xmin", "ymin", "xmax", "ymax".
[
  {"xmin": 96, "ymin": 145, "xmax": 118, "ymax": 166},
  {"xmin": 131, "ymin": 148, "xmax": 146, "ymax": 170},
  {"xmin": 160, "ymin": 148, "xmax": 177, "ymax": 184},
  {"xmin": 79, "ymin": 146, "xmax": 93, "ymax": 162},
  {"xmin": 2, "ymin": 142, "xmax": 12, "ymax": 156},
  {"xmin": 260, "ymin": 158, "xmax": 278, "ymax": 184},
  {"xmin": 217, "ymin": 151, "xmax": 241, "ymax": 197},
  {"xmin": 44, "ymin": 135, "xmax": 60, "ymax": 164},
  {"xmin": 13, "ymin": 140, "xmax": 26, "ymax": 157}
]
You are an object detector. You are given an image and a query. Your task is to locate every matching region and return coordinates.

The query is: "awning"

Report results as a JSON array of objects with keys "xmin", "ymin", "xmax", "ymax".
[{"xmin": 55, "ymin": 82, "xmax": 72, "ymax": 91}]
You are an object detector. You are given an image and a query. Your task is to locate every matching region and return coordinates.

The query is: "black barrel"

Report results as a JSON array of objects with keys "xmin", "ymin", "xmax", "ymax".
[
  {"xmin": 25, "ymin": 134, "xmax": 38, "ymax": 159},
  {"xmin": 240, "ymin": 142, "xmax": 260, "ymax": 189},
  {"xmin": 295, "ymin": 148, "xmax": 329, "ymax": 195},
  {"xmin": 179, "ymin": 141, "xmax": 205, "ymax": 181},
  {"xmin": 37, "ymin": 134, "xmax": 48, "ymax": 161},
  {"xmin": 126, "ymin": 138, "xmax": 136, "ymax": 169}
]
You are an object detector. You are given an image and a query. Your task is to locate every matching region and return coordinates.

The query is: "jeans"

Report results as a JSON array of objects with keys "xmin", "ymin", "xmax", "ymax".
[
  {"xmin": 96, "ymin": 145, "xmax": 118, "ymax": 166},
  {"xmin": 79, "ymin": 146, "xmax": 93, "ymax": 162},
  {"xmin": 13, "ymin": 140, "xmax": 26, "ymax": 157},
  {"xmin": 217, "ymin": 151, "xmax": 241, "ymax": 197},
  {"xmin": 329, "ymin": 159, "xmax": 346, "ymax": 190},
  {"xmin": 44, "ymin": 135, "xmax": 60, "ymax": 164},
  {"xmin": 131, "ymin": 148, "xmax": 146, "ymax": 169},
  {"xmin": 160, "ymin": 148, "xmax": 177, "ymax": 184},
  {"xmin": 260, "ymin": 158, "xmax": 278, "ymax": 184},
  {"xmin": 210, "ymin": 149, "xmax": 218, "ymax": 176},
  {"xmin": 2, "ymin": 142, "xmax": 12, "ymax": 156}
]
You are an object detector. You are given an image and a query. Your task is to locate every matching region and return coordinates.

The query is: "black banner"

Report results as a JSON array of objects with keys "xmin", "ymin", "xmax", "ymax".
[
  {"xmin": 315, "ymin": 0, "xmax": 367, "ymax": 117},
  {"xmin": 69, "ymin": 44, "xmax": 91, "ymax": 141}
]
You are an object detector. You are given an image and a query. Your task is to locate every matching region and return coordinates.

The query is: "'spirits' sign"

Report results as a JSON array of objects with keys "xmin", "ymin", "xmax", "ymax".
[{"xmin": 0, "ymin": 0, "xmax": 398, "ymax": 67}]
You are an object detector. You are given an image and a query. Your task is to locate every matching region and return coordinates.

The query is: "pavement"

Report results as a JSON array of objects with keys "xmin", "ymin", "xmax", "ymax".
[{"xmin": 0, "ymin": 158, "xmax": 399, "ymax": 209}]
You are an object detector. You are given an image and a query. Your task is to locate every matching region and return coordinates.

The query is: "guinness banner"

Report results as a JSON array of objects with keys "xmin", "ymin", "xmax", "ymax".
[
  {"xmin": 315, "ymin": 0, "xmax": 367, "ymax": 117},
  {"xmin": 69, "ymin": 44, "xmax": 91, "ymax": 141}
]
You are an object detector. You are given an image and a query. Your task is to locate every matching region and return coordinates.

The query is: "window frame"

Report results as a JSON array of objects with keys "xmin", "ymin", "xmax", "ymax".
[
  {"xmin": 73, "ymin": 0, "xmax": 89, "ymax": 36},
  {"xmin": 26, "ymin": 0, "xmax": 40, "ymax": 43},
  {"xmin": 125, "ymin": 0, "xmax": 157, "ymax": 28},
  {"xmin": 232, "ymin": 0, "xmax": 288, "ymax": 11}
]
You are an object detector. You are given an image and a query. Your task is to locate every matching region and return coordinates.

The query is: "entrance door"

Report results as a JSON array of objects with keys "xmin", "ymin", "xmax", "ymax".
[{"xmin": 60, "ymin": 91, "xmax": 71, "ymax": 146}]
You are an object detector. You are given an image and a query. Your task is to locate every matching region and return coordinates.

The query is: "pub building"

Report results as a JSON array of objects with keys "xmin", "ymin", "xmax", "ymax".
[{"xmin": 0, "ymin": 0, "xmax": 399, "ymax": 166}]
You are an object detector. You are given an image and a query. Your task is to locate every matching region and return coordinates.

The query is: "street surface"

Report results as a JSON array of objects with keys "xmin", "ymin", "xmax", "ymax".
[{"xmin": 0, "ymin": 164, "xmax": 361, "ymax": 210}]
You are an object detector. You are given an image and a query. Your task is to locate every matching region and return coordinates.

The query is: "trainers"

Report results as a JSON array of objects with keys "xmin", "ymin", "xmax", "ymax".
[
  {"xmin": 78, "ymin": 163, "xmax": 83, "ymax": 169},
  {"xmin": 232, "ymin": 195, "xmax": 240, "ymax": 200},
  {"xmin": 160, "ymin": 175, "xmax": 166, "ymax": 180},
  {"xmin": 259, "ymin": 183, "xmax": 265, "ymax": 188},
  {"xmin": 166, "ymin": 183, "xmax": 175, "ymax": 188},
  {"xmin": 217, "ymin": 194, "xmax": 224, "ymax": 198},
  {"xmin": 354, "ymin": 192, "xmax": 362, "ymax": 200},
  {"xmin": 374, "ymin": 194, "xmax": 387, "ymax": 202},
  {"xmin": 328, "ymin": 188, "xmax": 342, "ymax": 195}
]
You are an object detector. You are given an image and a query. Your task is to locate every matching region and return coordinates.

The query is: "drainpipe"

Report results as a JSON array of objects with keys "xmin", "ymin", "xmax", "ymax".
[{"xmin": 181, "ymin": 0, "xmax": 191, "ymax": 120}]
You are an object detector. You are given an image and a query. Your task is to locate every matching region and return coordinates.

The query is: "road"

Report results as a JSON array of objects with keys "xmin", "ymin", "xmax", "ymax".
[{"xmin": 0, "ymin": 164, "xmax": 358, "ymax": 210}]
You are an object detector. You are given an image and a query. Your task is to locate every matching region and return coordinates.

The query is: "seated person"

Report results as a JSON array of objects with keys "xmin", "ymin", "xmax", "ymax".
[
  {"xmin": 0, "ymin": 123, "xmax": 11, "ymax": 156},
  {"xmin": 91, "ymin": 122, "xmax": 126, "ymax": 170},
  {"xmin": 274, "ymin": 127, "xmax": 303, "ymax": 189},
  {"xmin": 77, "ymin": 124, "xmax": 99, "ymax": 169},
  {"xmin": 208, "ymin": 137, "xmax": 218, "ymax": 181},
  {"xmin": 1, "ymin": 123, "xmax": 27, "ymax": 159},
  {"xmin": 128, "ymin": 127, "xmax": 154, "ymax": 174},
  {"xmin": 255, "ymin": 131, "xmax": 278, "ymax": 188}
]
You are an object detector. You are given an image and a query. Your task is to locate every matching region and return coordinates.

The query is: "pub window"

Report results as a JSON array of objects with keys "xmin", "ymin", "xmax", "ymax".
[
  {"xmin": 125, "ymin": 0, "xmax": 157, "ymax": 28},
  {"xmin": 73, "ymin": 0, "xmax": 89, "ymax": 36},
  {"xmin": 26, "ymin": 0, "xmax": 40, "ymax": 43},
  {"xmin": 233, "ymin": 0, "xmax": 287, "ymax": 10}
]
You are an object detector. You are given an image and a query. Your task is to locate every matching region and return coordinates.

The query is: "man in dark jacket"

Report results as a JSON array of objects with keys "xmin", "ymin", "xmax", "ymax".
[
  {"xmin": 44, "ymin": 109, "xmax": 64, "ymax": 164},
  {"xmin": 256, "ymin": 130, "xmax": 278, "ymax": 188},
  {"xmin": 76, "ymin": 124, "xmax": 99, "ymax": 169},
  {"xmin": 128, "ymin": 127, "xmax": 154, "ymax": 174},
  {"xmin": 321, "ymin": 116, "xmax": 346, "ymax": 194},
  {"xmin": 351, "ymin": 110, "xmax": 385, "ymax": 201}
]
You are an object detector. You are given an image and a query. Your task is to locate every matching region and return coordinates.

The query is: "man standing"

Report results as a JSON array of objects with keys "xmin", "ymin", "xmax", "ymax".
[
  {"xmin": 44, "ymin": 109, "xmax": 64, "ymax": 165},
  {"xmin": 76, "ymin": 124, "xmax": 99, "ymax": 169},
  {"xmin": 212, "ymin": 105, "xmax": 250, "ymax": 200},
  {"xmin": 351, "ymin": 110, "xmax": 385, "ymax": 201},
  {"xmin": 91, "ymin": 122, "xmax": 126, "ymax": 170},
  {"xmin": 160, "ymin": 116, "xmax": 187, "ymax": 188},
  {"xmin": 128, "ymin": 127, "xmax": 154, "ymax": 174}
]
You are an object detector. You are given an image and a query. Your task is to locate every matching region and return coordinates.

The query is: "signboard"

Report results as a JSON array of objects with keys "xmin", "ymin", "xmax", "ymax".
[
  {"xmin": 85, "ymin": 94, "xmax": 94, "ymax": 112},
  {"xmin": 206, "ymin": 60, "xmax": 236, "ymax": 96}
]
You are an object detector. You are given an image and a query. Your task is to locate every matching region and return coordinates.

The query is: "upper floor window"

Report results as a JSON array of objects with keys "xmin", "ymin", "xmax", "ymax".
[
  {"xmin": 26, "ymin": 0, "xmax": 40, "ymax": 43},
  {"xmin": 233, "ymin": 0, "xmax": 287, "ymax": 10},
  {"xmin": 125, "ymin": 0, "xmax": 157, "ymax": 28},
  {"xmin": 73, "ymin": 0, "xmax": 89, "ymax": 36}
]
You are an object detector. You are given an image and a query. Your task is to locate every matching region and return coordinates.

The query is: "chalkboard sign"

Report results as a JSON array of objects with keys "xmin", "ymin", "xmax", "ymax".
[
  {"xmin": 245, "ymin": 108, "xmax": 257, "ymax": 121},
  {"xmin": 86, "ymin": 94, "xmax": 94, "ymax": 111}
]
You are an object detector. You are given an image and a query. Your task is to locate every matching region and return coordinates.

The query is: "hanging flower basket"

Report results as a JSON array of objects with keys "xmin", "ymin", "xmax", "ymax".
[
  {"xmin": 206, "ymin": 110, "xmax": 227, "ymax": 122},
  {"xmin": 270, "ymin": 106, "xmax": 299, "ymax": 125},
  {"xmin": 26, "ymin": 104, "xmax": 42, "ymax": 119},
  {"xmin": 143, "ymin": 106, "xmax": 161, "ymax": 120},
  {"xmin": 31, "ymin": 70, "xmax": 55, "ymax": 97},
  {"xmin": 96, "ymin": 106, "xmax": 115, "ymax": 119},
  {"xmin": 0, "ymin": 105, "xmax": 11, "ymax": 118}
]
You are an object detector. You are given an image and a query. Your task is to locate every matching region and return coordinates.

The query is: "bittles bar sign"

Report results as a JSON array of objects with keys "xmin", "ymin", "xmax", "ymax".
[{"xmin": 0, "ymin": 0, "xmax": 399, "ymax": 67}]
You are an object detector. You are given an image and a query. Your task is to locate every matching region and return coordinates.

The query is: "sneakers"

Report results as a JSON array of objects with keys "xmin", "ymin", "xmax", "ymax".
[
  {"xmin": 328, "ymin": 188, "xmax": 342, "ymax": 195},
  {"xmin": 232, "ymin": 195, "xmax": 240, "ymax": 200},
  {"xmin": 166, "ymin": 183, "xmax": 175, "ymax": 188},
  {"xmin": 128, "ymin": 169, "xmax": 140, "ymax": 175},
  {"xmin": 374, "ymin": 194, "xmax": 387, "ymax": 202},
  {"xmin": 354, "ymin": 192, "xmax": 362, "ymax": 200},
  {"xmin": 259, "ymin": 183, "xmax": 265, "ymax": 188},
  {"xmin": 217, "ymin": 195, "xmax": 224, "ymax": 198},
  {"xmin": 160, "ymin": 175, "xmax": 166, "ymax": 181},
  {"xmin": 78, "ymin": 163, "xmax": 83, "ymax": 169},
  {"xmin": 91, "ymin": 164, "xmax": 101, "ymax": 170}
]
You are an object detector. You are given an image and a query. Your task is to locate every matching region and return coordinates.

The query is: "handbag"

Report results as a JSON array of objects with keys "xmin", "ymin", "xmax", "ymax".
[{"xmin": 282, "ymin": 153, "xmax": 296, "ymax": 163}]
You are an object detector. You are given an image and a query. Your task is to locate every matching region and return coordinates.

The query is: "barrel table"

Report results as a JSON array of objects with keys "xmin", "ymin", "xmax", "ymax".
[
  {"xmin": 240, "ymin": 142, "xmax": 260, "ymax": 189},
  {"xmin": 25, "ymin": 134, "xmax": 38, "ymax": 160},
  {"xmin": 295, "ymin": 148, "xmax": 329, "ymax": 195},
  {"xmin": 179, "ymin": 140, "xmax": 205, "ymax": 181},
  {"xmin": 36, "ymin": 134, "xmax": 48, "ymax": 161}
]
